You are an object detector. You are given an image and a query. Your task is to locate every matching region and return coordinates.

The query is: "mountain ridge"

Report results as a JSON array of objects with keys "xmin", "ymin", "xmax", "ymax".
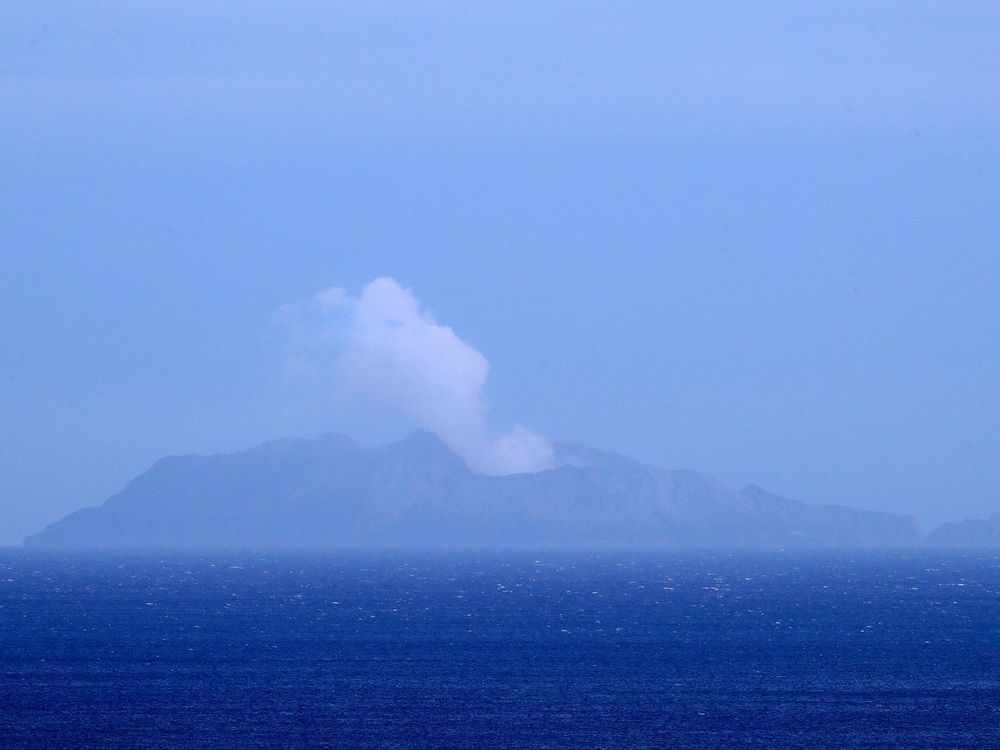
[{"xmin": 25, "ymin": 430, "xmax": 932, "ymax": 549}]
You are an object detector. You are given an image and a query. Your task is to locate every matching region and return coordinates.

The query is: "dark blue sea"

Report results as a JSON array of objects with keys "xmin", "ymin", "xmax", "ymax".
[{"xmin": 2, "ymin": 550, "xmax": 1000, "ymax": 748}]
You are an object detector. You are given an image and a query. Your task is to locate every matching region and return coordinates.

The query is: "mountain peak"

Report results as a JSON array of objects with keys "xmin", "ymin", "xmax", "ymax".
[{"xmin": 382, "ymin": 430, "xmax": 467, "ymax": 468}]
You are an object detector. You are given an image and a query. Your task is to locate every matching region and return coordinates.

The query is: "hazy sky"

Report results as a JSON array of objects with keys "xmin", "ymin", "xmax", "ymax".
[{"xmin": 2, "ymin": 2, "xmax": 999, "ymax": 544}]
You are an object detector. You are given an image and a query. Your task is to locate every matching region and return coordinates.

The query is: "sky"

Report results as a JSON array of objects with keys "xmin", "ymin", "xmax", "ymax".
[{"xmin": 2, "ymin": 2, "xmax": 999, "ymax": 544}]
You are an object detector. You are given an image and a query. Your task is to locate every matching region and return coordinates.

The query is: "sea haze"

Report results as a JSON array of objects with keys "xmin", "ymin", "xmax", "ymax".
[{"xmin": 2, "ymin": 549, "xmax": 1000, "ymax": 748}]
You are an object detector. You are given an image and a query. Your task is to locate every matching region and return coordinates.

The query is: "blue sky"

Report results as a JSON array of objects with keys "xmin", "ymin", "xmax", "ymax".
[{"xmin": 2, "ymin": 2, "xmax": 999, "ymax": 543}]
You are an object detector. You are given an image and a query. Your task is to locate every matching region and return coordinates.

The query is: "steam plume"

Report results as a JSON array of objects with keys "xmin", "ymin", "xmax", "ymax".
[{"xmin": 277, "ymin": 278, "xmax": 554, "ymax": 475}]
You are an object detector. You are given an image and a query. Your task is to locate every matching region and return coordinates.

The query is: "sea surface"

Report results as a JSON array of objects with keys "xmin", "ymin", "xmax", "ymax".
[{"xmin": 2, "ymin": 550, "xmax": 1000, "ymax": 749}]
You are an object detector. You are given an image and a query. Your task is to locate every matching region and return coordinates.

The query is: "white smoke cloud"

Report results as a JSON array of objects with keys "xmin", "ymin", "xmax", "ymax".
[{"xmin": 276, "ymin": 277, "xmax": 554, "ymax": 475}]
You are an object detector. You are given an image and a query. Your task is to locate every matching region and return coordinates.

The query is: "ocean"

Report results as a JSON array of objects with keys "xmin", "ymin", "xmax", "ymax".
[{"xmin": 2, "ymin": 549, "xmax": 999, "ymax": 748}]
